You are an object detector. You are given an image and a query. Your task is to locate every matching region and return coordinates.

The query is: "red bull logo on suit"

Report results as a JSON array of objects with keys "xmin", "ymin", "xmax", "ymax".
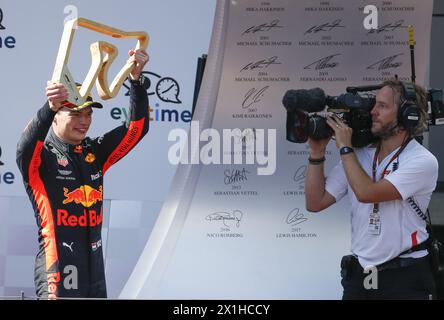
[
  {"xmin": 62, "ymin": 185, "xmax": 103, "ymax": 208},
  {"xmin": 57, "ymin": 208, "xmax": 103, "ymax": 227}
]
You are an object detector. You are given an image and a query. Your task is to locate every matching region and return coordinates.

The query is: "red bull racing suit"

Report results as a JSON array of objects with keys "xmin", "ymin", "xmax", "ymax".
[{"xmin": 16, "ymin": 81, "xmax": 149, "ymax": 298}]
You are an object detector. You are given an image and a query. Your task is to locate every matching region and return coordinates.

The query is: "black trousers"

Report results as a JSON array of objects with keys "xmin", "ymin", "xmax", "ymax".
[{"xmin": 341, "ymin": 255, "xmax": 436, "ymax": 300}]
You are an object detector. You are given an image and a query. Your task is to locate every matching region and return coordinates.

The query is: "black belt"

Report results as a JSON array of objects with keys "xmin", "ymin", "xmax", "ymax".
[
  {"xmin": 376, "ymin": 255, "xmax": 428, "ymax": 272},
  {"xmin": 352, "ymin": 241, "xmax": 429, "ymax": 272}
]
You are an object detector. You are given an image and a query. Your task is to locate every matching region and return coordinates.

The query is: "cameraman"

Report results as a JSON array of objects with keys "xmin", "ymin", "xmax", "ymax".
[{"xmin": 305, "ymin": 79, "xmax": 438, "ymax": 299}]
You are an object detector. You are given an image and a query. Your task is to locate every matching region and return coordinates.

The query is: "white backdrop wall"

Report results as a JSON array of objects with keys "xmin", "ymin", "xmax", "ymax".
[
  {"xmin": 0, "ymin": 0, "xmax": 216, "ymax": 298},
  {"xmin": 123, "ymin": 0, "xmax": 434, "ymax": 299}
]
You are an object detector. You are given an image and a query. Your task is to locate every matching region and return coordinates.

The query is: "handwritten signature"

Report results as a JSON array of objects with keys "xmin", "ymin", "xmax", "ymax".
[
  {"xmin": 366, "ymin": 53, "xmax": 403, "ymax": 71},
  {"xmin": 242, "ymin": 86, "xmax": 269, "ymax": 109},
  {"xmin": 293, "ymin": 165, "xmax": 307, "ymax": 184},
  {"xmin": 206, "ymin": 210, "xmax": 243, "ymax": 228},
  {"xmin": 286, "ymin": 208, "xmax": 308, "ymax": 226},
  {"xmin": 242, "ymin": 19, "xmax": 283, "ymax": 35},
  {"xmin": 303, "ymin": 54, "xmax": 341, "ymax": 70},
  {"xmin": 367, "ymin": 20, "xmax": 407, "ymax": 34},
  {"xmin": 224, "ymin": 168, "xmax": 251, "ymax": 185},
  {"xmin": 304, "ymin": 19, "xmax": 345, "ymax": 35},
  {"xmin": 240, "ymin": 56, "xmax": 281, "ymax": 72}
]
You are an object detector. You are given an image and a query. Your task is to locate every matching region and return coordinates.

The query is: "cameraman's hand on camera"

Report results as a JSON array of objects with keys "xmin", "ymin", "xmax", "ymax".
[
  {"xmin": 326, "ymin": 115, "xmax": 353, "ymax": 148},
  {"xmin": 308, "ymin": 136, "xmax": 331, "ymax": 159}
]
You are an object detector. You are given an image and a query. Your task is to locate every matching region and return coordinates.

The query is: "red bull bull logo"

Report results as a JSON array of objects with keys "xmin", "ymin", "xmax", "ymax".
[{"xmin": 63, "ymin": 185, "xmax": 103, "ymax": 208}]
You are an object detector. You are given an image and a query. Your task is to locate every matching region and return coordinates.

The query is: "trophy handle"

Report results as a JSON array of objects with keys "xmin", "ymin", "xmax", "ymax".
[{"xmin": 51, "ymin": 17, "xmax": 149, "ymax": 105}]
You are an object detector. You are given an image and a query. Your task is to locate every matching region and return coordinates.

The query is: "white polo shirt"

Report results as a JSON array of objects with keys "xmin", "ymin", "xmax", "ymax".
[{"xmin": 325, "ymin": 139, "xmax": 439, "ymax": 268}]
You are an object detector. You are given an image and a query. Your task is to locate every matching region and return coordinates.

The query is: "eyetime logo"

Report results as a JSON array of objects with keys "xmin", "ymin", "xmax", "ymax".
[
  {"xmin": 0, "ymin": 145, "xmax": 15, "ymax": 185},
  {"xmin": 0, "ymin": 8, "xmax": 17, "ymax": 49},
  {"xmin": 111, "ymin": 71, "xmax": 192, "ymax": 124},
  {"xmin": 0, "ymin": 8, "xmax": 5, "ymax": 30}
]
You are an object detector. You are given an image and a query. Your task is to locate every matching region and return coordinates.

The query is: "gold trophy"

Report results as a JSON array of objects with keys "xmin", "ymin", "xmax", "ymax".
[{"xmin": 51, "ymin": 18, "xmax": 149, "ymax": 106}]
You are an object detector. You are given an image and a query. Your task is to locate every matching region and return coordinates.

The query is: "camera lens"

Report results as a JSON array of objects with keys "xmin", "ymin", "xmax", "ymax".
[{"xmin": 308, "ymin": 115, "xmax": 333, "ymax": 140}]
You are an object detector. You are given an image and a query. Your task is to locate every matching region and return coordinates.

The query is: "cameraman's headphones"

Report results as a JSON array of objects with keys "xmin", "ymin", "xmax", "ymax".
[{"xmin": 397, "ymin": 81, "xmax": 421, "ymax": 131}]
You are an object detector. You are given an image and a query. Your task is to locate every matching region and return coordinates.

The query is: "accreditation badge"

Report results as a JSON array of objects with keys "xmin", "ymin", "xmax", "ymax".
[{"xmin": 367, "ymin": 206, "xmax": 381, "ymax": 235}]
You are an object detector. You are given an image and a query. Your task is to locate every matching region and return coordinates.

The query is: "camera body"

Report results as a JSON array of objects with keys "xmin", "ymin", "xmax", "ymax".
[
  {"xmin": 283, "ymin": 87, "xmax": 376, "ymax": 148},
  {"xmin": 283, "ymin": 84, "xmax": 444, "ymax": 148}
]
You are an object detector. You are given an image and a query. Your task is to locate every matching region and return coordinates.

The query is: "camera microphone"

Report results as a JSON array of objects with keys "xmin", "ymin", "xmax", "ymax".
[{"xmin": 282, "ymin": 88, "xmax": 326, "ymax": 113}]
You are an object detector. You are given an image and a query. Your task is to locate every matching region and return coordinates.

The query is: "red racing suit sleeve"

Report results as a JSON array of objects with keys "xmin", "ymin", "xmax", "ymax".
[
  {"xmin": 91, "ymin": 81, "xmax": 150, "ymax": 175},
  {"xmin": 16, "ymin": 103, "xmax": 61, "ymax": 298}
]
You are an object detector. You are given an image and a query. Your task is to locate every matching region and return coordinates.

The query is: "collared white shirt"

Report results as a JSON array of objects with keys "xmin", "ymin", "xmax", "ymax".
[{"xmin": 326, "ymin": 139, "xmax": 438, "ymax": 268}]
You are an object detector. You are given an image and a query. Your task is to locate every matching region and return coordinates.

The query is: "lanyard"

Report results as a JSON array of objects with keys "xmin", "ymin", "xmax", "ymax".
[{"xmin": 371, "ymin": 137, "xmax": 412, "ymax": 213}]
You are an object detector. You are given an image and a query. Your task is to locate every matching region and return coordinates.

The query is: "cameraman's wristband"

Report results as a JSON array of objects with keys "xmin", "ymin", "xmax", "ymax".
[{"xmin": 308, "ymin": 156, "xmax": 326, "ymax": 165}]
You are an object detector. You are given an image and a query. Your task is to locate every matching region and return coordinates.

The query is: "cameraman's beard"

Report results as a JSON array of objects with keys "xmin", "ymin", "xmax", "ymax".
[{"xmin": 372, "ymin": 120, "xmax": 399, "ymax": 140}]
